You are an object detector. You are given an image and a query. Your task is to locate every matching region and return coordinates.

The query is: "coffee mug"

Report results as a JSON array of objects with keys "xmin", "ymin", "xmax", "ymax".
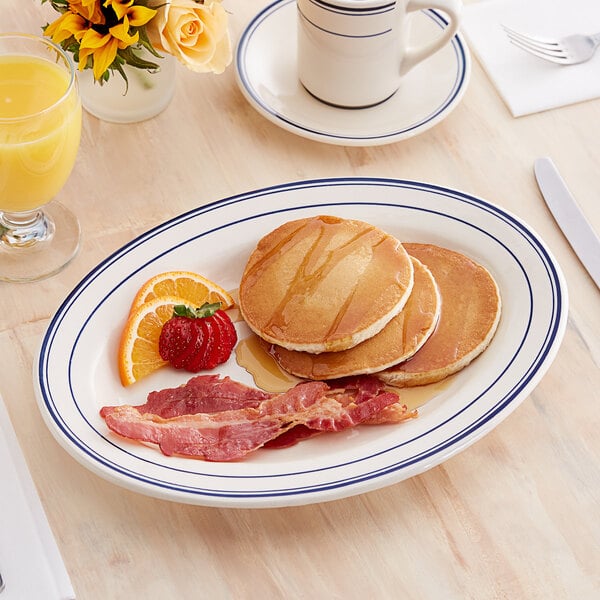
[{"xmin": 297, "ymin": 0, "xmax": 462, "ymax": 108}]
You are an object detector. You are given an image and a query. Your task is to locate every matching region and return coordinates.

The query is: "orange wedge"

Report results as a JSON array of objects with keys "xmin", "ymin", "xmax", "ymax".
[
  {"xmin": 129, "ymin": 270, "xmax": 234, "ymax": 314},
  {"xmin": 118, "ymin": 295, "xmax": 189, "ymax": 386}
]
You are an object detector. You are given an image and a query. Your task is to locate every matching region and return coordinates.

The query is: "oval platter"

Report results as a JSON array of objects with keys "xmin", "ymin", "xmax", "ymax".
[{"xmin": 34, "ymin": 178, "xmax": 568, "ymax": 508}]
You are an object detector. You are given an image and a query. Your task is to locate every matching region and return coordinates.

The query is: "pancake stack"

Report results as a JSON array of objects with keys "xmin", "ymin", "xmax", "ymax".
[{"xmin": 238, "ymin": 215, "xmax": 501, "ymax": 387}]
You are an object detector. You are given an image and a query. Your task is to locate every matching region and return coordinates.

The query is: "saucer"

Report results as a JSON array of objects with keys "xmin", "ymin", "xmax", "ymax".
[{"xmin": 235, "ymin": 0, "xmax": 471, "ymax": 146}]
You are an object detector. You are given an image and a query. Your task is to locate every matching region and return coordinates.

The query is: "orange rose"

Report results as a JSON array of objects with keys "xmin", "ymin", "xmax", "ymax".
[{"xmin": 147, "ymin": 0, "xmax": 232, "ymax": 74}]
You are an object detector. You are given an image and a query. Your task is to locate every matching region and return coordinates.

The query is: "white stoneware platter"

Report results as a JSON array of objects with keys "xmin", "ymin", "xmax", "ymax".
[{"xmin": 35, "ymin": 178, "xmax": 567, "ymax": 508}]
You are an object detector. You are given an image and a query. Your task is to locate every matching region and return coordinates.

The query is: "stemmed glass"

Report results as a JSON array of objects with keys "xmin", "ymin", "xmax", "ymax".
[{"xmin": 0, "ymin": 33, "xmax": 82, "ymax": 283}]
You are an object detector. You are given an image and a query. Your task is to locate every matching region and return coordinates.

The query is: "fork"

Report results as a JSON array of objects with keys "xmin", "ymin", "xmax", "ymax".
[{"xmin": 502, "ymin": 25, "xmax": 600, "ymax": 65}]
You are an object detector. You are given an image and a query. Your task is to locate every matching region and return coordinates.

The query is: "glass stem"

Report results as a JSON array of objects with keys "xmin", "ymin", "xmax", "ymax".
[{"xmin": 0, "ymin": 209, "xmax": 54, "ymax": 248}]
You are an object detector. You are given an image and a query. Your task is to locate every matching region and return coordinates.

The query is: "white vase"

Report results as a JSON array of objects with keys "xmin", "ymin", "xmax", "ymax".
[{"xmin": 77, "ymin": 54, "xmax": 176, "ymax": 123}]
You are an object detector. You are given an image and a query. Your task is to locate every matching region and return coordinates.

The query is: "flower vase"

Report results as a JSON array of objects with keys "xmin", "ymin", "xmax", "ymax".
[{"xmin": 77, "ymin": 54, "xmax": 176, "ymax": 124}]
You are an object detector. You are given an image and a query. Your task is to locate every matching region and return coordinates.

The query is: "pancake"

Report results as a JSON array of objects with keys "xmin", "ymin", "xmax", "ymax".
[
  {"xmin": 378, "ymin": 243, "xmax": 501, "ymax": 387},
  {"xmin": 238, "ymin": 215, "xmax": 414, "ymax": 353},
  {"xmin": 268, "ymin": 256, "xmax": 441, "ymax": 379}
]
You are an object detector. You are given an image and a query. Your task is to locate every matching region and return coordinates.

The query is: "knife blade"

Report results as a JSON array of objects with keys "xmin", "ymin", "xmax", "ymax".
[{"xmin": 534, "ymin": 157, "xmax": 600, "ymax": 289}]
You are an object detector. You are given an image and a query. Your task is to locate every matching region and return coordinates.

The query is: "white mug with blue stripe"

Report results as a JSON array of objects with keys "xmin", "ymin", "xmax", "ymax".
[{"xmin": 297, "ymin": 0, "xmax": 462, "ymax": 108}]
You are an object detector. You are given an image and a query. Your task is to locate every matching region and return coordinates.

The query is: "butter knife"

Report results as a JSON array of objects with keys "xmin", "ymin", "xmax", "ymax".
[{"xmin": 534, "ymin": 157, "xmax": 600, "ymax": 289}]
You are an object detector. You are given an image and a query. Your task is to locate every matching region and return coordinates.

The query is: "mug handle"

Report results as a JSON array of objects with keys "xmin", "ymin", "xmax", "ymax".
[{"xmin": 400, "ymin": 0, "xmax": 462, "ymax": 75}]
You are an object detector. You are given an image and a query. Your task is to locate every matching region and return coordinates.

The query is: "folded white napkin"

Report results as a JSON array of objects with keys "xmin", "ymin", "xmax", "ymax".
[
  {"xmin": 0, "ymin": 393, "xmax": 75, "ymax": 600},
  {"xmin": 461, "ymin": 0, "xmax": 600, "ymax": 116}
]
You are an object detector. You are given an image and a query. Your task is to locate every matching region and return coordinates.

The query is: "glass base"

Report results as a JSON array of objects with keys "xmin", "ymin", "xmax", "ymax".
[{"xmin": 0, "ymin": 202, "xmax": 80, "ymax": 283}]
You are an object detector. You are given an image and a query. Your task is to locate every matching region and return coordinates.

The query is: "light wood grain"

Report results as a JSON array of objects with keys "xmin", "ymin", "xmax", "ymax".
[{"xmin": 1, "ymin": 1, "xmax": 599, "ymax": 598}]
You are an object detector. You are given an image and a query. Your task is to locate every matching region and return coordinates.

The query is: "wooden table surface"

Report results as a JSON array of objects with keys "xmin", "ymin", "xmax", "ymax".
[{"xmin": 2, "ymin": 1, "xmax": 599, "ymax": 598}]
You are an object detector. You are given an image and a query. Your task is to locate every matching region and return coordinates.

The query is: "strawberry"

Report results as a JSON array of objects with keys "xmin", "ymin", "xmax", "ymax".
[
  {"xmin": 158, "ymin": 302, "xmax": 237, "ymax": 372},
  {"xmin": 186, "ymin": 316, "xmax": 214, "ymax": 372},
  {"xmin": 211, "ymin": 310, "xmax": 237, "ymax": 365}
]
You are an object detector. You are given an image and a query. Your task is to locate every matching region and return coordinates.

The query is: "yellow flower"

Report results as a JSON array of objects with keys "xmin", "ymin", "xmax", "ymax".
[
  {"xmin": 78, "ymin": 29, "xmax": 120, "ymax": 80},
  {"xmin": 79, "ymin": 16, "xmax": 141, "ymax": 80},
  {"xmin": 42, "ymin": 0, "xmax": 231, "ymax": 83},
  {"xmin": 146, "ymin": 0, "xmax": 232, "ymax": 74},
  {"xmin": 70, "ymin": 0, "xmax": 105, "ymax": 24},
  {"xmin": 103, "ymin": 0, "xmax": 135, "ymax": 20},
  {"xmin": 103, "ymin": 0, "xmax": 156, "ymax": 27},
  {"xmin": 45, "ymin": 11, "xmax": 88, "ymax": 45}
]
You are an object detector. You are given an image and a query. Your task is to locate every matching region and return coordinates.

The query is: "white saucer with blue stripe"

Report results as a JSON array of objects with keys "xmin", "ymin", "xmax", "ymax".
[
  {"xmin": 34, "ymin": 178, "xmax": 567, "ymax": 507},
  {"xmin": 235, "ymin": 0, "xmax": 471, "ymax": 145}
]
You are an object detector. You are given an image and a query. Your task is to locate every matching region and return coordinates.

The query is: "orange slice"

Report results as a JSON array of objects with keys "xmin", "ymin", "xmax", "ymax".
[
  {"xmin": 129, "ymin": 271, "xmax": 234, "ymax": 314},
  {"xmin": 118, "ymin": 295, "xmax": 189, "ymax": 386}
]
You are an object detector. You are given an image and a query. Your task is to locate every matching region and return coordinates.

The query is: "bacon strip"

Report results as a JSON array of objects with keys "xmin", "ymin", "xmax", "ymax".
[
  {"xmin": 263, "ymin": 377, "xmax": 417, "ymax": 449},
  {"xmin": 100, "ymin": 376, "xmax": 413, "ymax": 462},
  {"xmin": 140, "ymin": 375, "xmax": 272, "ymax": 417}
]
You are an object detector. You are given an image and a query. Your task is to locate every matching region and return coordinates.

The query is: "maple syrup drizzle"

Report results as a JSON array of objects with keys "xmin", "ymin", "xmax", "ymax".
[
  {"xmin": 235, "ymin": 334, "xmax": 301, "ymax": 393},
  {"xmin": 234, "ymin": 332, "xmax": 450, "ymax": 407},
  {"xmin": 385, "ymin": 378, "xmax": 452, "ymax": 413}
]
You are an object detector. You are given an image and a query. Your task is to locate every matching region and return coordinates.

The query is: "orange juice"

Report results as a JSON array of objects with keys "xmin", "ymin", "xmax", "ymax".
[{"xmin": 0, "ymin": 55, "xmax": 81, "ymax": 212}]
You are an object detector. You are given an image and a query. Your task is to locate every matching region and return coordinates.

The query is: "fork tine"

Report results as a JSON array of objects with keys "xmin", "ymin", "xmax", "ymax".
[
  {"xmin": 506, "ymin": 38, "xmax": 571, "ymax": 64},
  {"xmin": 501, "ymin": 25, "xmax": 571, "ymax": 60},
  {"xmin": 505, "ymin": 32, "xmax": 567, "ymax": 57},
  {"xmin": 501, "ymin": 24, "xmax": 597, "ymax": 66},
  {"xmin": 501, "ymin": 25, "xmax": 560, "ymax": 50}
]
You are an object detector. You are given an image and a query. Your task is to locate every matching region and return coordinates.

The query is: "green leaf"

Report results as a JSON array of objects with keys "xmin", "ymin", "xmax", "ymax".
[
  {"xmin": 172, "ymin": 302, "xmax": 222, "ymax": 319},
  {"xmin": 173, "ymin": 305, "xmax": 196, "ymax": 318},
  {"xmin": 194, "ymin": 302, "xmax": 222, "ymax": 318},
  {"xmin": 137, "ymin": 28, "xmax": 163, "ymax": 59},
  {"xmin": 119, "ymin": 46, "xmax": 160, "ymax": 72}
]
